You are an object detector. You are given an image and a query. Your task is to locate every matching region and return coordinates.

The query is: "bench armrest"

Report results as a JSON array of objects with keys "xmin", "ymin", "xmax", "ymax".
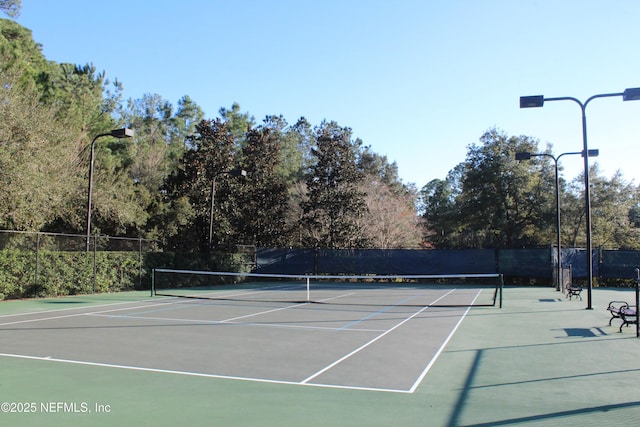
[{"xmin": 607, "ymin": 301, "xmax": 629, "ymax": 312}]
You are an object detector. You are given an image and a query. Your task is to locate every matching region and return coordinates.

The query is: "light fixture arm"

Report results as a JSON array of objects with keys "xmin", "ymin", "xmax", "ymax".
[
  {"xmin": 86, "ymin": 128, "xmax": 134, "ymax": 252},
  {"xmin": 520, "ymin": 87, "xmax": 640, "ymax": 309}
]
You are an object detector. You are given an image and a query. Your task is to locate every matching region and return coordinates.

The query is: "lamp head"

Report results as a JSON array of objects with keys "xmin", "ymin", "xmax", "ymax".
[
  {"xmin": 622, "ymin": 87, "xmax": 640, "ymax": 101},
  {"xmin": 110, "ymin": 128, "xmax": 134, "ymax": 138},
  {"xmin": 520, "ymin": 95, "xmax": 544, "ymax": 108},
  {"xmin": 515, "ymin": 152, "xmax": 532, "ymax": 161}
]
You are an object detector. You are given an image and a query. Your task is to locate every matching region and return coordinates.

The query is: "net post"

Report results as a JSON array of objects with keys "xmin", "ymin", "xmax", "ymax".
[
  {"xmin": 151, "ymin": 268, "xmax": 155, "ymax": 297},
  {"xmin": 499, "ymin": 274, "xmax": 504, "ymax": 308},
  {"xmin": 306, "ymin": 276, "xmax": 310, "ymax": 303}
]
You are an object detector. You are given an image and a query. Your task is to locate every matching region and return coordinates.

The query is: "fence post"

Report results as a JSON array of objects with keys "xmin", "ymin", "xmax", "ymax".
[
  {"xmin": 139, "ymin": 238, "xmax": 143, "ymax": 290},
  {"xmin": 35, "ymin": 232, "xmax": 41, "ymax": 297},
  {"xmin": 150, "ymin": 269, "xmax": 155, "ymax": 297},
  {"xmin": 93, "ymin": 236, "xmax": 97, "ymax": 293}
]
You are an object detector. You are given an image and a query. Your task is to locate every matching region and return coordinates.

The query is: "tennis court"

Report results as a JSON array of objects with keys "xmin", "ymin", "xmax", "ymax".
[
  {"xmin": 0, "ymin": 273, "xmax": 500, "ymax": 394},
  {"xmin": 1, "ymin": 285, "xmax": 638, "ymax": 427}
]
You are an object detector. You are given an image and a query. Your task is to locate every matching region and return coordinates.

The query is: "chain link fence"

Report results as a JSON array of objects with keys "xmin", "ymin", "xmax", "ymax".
[
  {"xmin": 0, "ymin": 231, "xmax": 257, "ymax": 300},
  {"xmin": 0, "ymin": 230, "xmax": 159, "ymax": 299},
  {"xmin": 3, "ymin": 229, "xmax": 638, "ymax": 300}
]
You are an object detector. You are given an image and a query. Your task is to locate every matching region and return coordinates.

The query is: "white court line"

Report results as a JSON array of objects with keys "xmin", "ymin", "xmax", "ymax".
[
  {"xmin": 0, "ymin": 352, "xmax": 411, "ymax": 394},
  {"xmin": 407, "ymin": 290, "xmax": 482, "ymax": 393},
  {"xmin": 87, "ymin": 291, "xmax": 382, "ymax": 332},
  {"xmin": 0, "ymin": 297, "xmax": 164, "ymax": 319},
  {"xmin": 0, "ymin": 300, "xmax": 182, "ymax": 327},
  {"xmin": 1, "ymin": 288, "xmax": 480, "ymax": 393},
  {"xmin": 220, "ymin": 301, "xmax": 310, "ymax": 322},
  {"xmin": 169, "ymin": 284, "xmax": 305, "ymax": 301},
  {"xmin": 0, "ymin": 311, "xmax": 90, "ymax": 327},
  {"xmin": 88, "ymin": 313, "xmax": 387, "ymax": 333},
  {"xmin": 300, "ymin": 289, "xmax": 456, "ymax": 384},
  {"xmin": 0, "ymin": 284, "xmax": 302, "ymax": 321},
  {"xmin": 219, "ymin": 292, "xmax": 355, "ymax": 323},
  {"xmin": 0, "ymin": 289, "xmax": 352, "ymax": 328},
  {"xmin": 0, "ymin": 286, "xmax": 316, "ymax": 326}
]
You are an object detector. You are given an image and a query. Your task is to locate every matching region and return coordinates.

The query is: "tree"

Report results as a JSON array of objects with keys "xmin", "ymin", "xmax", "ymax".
[
  {"xmin": 118, "ymin": 93, "xmax": 204, "ymax": 187},
  {"xmin": 357, "ymin": 146, "xmax": 404, "ymax": 190},
  {"xmin": 0, "ymin": 19, "xmax": 142, "ymax": 235},
  {"xmin": 290, "ymin": 117, "xmax": 316, "ymax": 178},
  {"xmin": 0, "ymin": 1, "xmax": 20, "ymax": 18},
  {"xmin": 457, "ymin": 129, "xmax": 551, "ymax": 248},
  {"xmin": 0, "ymin": 18, "xmax": 49, "ymax": 90},
  {"xmin": 301, "ymin": 122, "xmax": 369, "ymax": 248},
  {"xmin": 173, "ymin": 95, "xmax": 204, "ymax": 152},
  {"xmin": 591, "ymin": 169, "xmax": 639, "ymax": 249},
  {"xmin": 260, "ymin": 114, "xmax": 307, "ymax": 185},
  {"xmin": 356, "ymin": 146, "xmax": 421, "ymax": 248},
  {"xmin": 359, "ymin": 177, "xmax": 422, "ymax": 248},
  {"xmin": 563, "ymin": 166, "xmax": 640, "ymax": 250},
  {"xmin": 121, "ymin": 93, "xmax": 175, "ymax": 192},
  {"xmin": 219, "ymin": 102, "xmax": 255, "ymax": 154},
  {"xmin": 0, "ymin": 66, "xmax": 81, "ymax": 231},
  {"xmin": 420, "ymin": 176, "xmax": 458, "ymax": 247},
  {"xmin": 235, "ymin": 127, "xmax": 290, "ymax": 247},
  {"xmin": 41, "ymin": 63, "xmax": 118, "ymax": 135},
  {"xmin": 159, "ymin": 119, "xmax": 236, "ymax": 251},
  {"xmin": 421, "ymin": 129, "xmax": 640, "ymax": 251},
  {"xmin": 113, "ymin": 93, "xmax": 204, "ymax": 238},
  {"xmin": 422, "ymin": 129, "xmax": 553, "ymax": 248}
]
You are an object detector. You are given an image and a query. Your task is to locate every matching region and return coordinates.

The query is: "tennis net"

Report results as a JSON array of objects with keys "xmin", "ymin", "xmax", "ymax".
[{"xmin": 151, "ymin": 269, "xmax": 503, "ymax": 308}]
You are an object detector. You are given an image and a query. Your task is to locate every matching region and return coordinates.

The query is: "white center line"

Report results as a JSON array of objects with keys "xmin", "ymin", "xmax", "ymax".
[{"xmin": 300, "ymin": 289, "xmax": 456, "ymax": 384}]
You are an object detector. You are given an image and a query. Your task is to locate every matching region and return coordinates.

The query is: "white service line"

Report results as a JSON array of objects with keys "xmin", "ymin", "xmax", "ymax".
[
  {"xmin": 218, "ymin": 292, "xmax": 356, "ymax": 323},
  {"xmin": 88, "ymin": 312, "xmax": 387, "ymax": 333},
  {"xmin": 300, "ymin": 289, "xmax": 456, "ymax": 384},
  {"xmin": 220, "ymin": 301, "xmax": 310, "ymax": 322}
]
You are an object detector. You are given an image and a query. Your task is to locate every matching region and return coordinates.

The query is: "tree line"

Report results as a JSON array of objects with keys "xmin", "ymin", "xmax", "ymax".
[
  {"xmin": 1, "ymin": 16, "xmax": 639, "ymax": 253},
  {"xmin": 420, "ymin": 129, "xmax": 640, "ymax": 250}
]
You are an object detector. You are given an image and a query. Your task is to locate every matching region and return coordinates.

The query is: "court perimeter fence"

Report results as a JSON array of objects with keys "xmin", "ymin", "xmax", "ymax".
[
  {"xmin": 0, "ymin": 230, "xmax": 161, "ymax": 299},
  {"xmin": 255, "ymin": 247, "xmax": 640, "ymax": 285},
  {"xmin": 1, "ymin": 229, "xmax": 639, "ymax": 299}
]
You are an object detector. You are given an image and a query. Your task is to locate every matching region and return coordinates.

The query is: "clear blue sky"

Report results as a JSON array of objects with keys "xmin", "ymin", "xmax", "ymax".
[{"xmin": 16, "ymin": 0, "xmax": 640, "ymax": 188}]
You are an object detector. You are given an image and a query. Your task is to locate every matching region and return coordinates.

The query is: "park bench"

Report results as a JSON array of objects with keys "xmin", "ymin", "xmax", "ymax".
[
  {"xmin": 607, "ymin": 301, "xmax": 638, "ymax": 333},
  {"xmin": 565, "ymin": 284, "xmax": 582, "ymax": 300},
  {"xmin": 606, "ymin": 301, "xmax": 628, "ymax": 326},
  {"xmin": 618, "ymin": 305, "xmax": 638, "ymax": 333}
]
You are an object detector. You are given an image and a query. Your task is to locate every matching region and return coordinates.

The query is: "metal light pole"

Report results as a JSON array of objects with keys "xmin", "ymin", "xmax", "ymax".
[
  {"xmin": 520, "ymin": 88, "xmax": 640, "ymax": 309},
  {"xmin": 209, "ymin": 168, "xmax": 247, "ymax": 248},
  {"xmin": 86, "ymin": 128, "xmax": 134, "ymax": 251},
  {"xmin": 516, "ymin": 149, "xmax": 599, "ymax": 291}
]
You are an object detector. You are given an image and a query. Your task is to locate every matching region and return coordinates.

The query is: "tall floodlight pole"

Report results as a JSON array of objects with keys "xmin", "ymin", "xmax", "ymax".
[
  {"xmin": 209, "ymin": 168, "xmax": 247, "ymax": 248},
  {"xmin": 516, "ymin": 150, "xmax": 599, "ymax": 291},
  {"xmin": 86, "ymin": 128, "xmax": 134, "ymax": 252},
  {"xmin": 520, "ymin": 88, "xmax": 640, "ymax": 309}
]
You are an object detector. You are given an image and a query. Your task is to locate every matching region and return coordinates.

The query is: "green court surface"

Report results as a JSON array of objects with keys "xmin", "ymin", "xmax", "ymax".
[{"xmin": 1, "ymin": 287, "xmax": 638, "ymax": 427}]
